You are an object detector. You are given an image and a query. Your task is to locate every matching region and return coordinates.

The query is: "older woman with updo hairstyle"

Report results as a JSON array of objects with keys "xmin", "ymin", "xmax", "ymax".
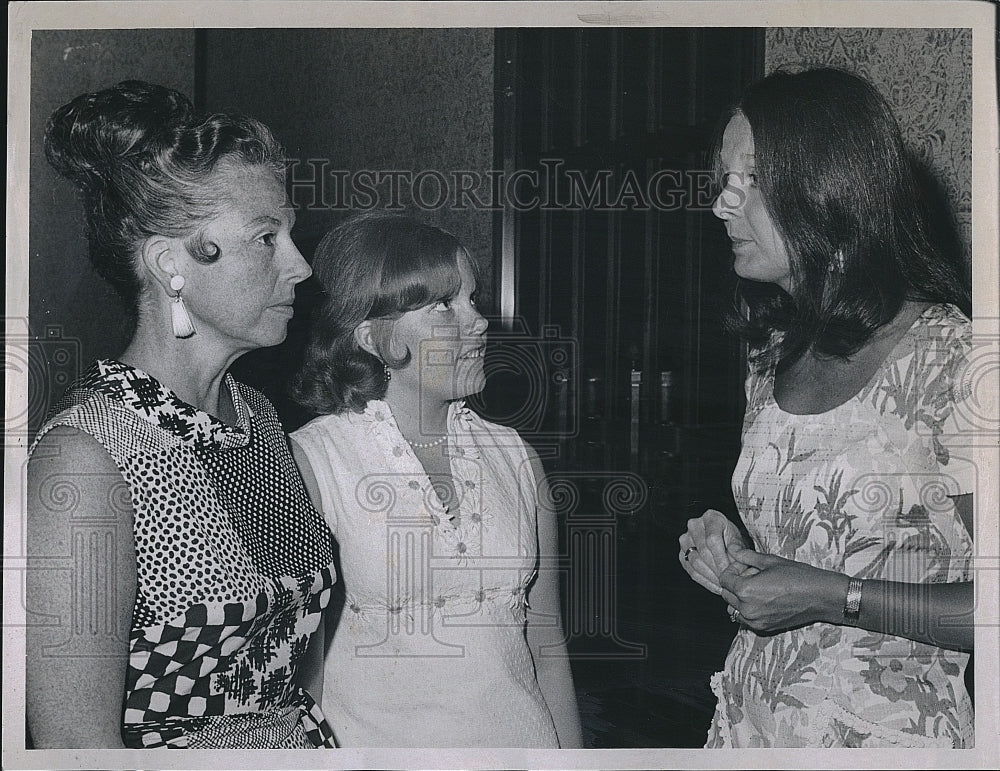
[
  {"xmin": 289, "ymin": 211, "xmax": 582, "ymax": 748},
  {"xmin": 27, "ymin": 81, "xmax": 336, "ymax": 748},
  {"xmin": 678, "ymin": 68, "xmax": 975, "ymax": 747}
]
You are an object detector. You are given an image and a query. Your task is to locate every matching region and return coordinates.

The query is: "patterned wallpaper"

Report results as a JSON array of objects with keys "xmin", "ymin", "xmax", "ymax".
[
  {"xmin": 312, "ymin": 28, "xmax": 496, "ymax": 285},
  {"xmin": 765, "ymin": 28, "xmax": 973, "ymax": 266}
]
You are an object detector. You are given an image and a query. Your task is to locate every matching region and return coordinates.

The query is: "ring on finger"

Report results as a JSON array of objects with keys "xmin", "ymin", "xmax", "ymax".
[{"xmin": 683, "ymin": 546, "xmax": 698, "ymax": 562}]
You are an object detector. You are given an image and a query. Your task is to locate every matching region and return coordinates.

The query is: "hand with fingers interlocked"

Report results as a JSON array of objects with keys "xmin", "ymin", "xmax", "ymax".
[
  {"xmin": 679, "ymin": 512, "xmax": 850, "ymax": 631},
  {"xmin": 678, "ymin": 509, "xmax": 756, "ymax": 597},
  {"xmin": 717, "ymin": 549, "xmax": 851, "ymax": 633}
]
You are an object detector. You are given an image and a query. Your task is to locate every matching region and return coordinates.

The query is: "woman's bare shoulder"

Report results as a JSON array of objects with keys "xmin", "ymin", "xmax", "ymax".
[
  {"xmin": 28, "ymin": 426, "xmax": 125, "ymax": 517},
  {"xmin": 30, "ymin": 424, "xmax": 117, "ymax": 469}
]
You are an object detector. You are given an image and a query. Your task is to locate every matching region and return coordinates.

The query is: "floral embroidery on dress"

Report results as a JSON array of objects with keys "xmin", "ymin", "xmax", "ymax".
[
  {"xmin": 325, "ymin": 400, "xmax": 538, "ymax": 626},
  {"xmin": 508, "ymin": 569, "xmax": 537, "ymax": 622}
]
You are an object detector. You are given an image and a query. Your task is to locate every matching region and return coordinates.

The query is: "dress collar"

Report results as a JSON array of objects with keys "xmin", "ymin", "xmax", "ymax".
[
  {"xmin": 355, "ymin": 399, "xmax": 481, "ymax": 522},
  {"xmin": 82, "ymin": 359, "xmax": 252, "ymax": 450},
  {"xmin": 360, "ymin": 398, "xmax": 475, "ymax": 433}
]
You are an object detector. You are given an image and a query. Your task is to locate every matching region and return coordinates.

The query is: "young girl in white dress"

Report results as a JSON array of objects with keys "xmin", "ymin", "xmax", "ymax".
[{"xmin": 290, "ymin": 211, "xmax": 582, "ymax": 748}]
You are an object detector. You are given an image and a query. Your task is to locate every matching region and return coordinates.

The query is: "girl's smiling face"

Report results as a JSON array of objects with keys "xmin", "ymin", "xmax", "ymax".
[{"xmin": 385, "ymin": 250, "xmax": 489, "ymax": 403}]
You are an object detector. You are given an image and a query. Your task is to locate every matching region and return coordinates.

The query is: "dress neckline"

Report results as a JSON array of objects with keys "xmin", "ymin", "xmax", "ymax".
[
  {"xmin": 84, "ymin": 358, "xmax": 252, "ymax": 449},
  {"xmin": 766, "ymin": 303, "xmax": 959, "ymax": 418},
  {"xmin": 356, "ymin": 399, "xmax": 479, "ymax": 521}
]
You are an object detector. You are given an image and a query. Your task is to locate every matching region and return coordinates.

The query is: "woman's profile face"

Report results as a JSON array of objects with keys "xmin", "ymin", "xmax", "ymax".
[
  {"xmin": 176, "ymin": 162, "xmax": 312, "ymax": 354},
  {"xmin": 712, "ymin": 113, "xmax": 794, "ymax": 292},
  {"xmin": 385, "ymin": 251, "xmax": 489, "ymax": 404}
]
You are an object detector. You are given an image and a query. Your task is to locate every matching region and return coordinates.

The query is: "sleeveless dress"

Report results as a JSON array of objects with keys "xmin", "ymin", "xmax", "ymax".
[
  {"xmin": 291, "ymin": 399, "xmax": 561, "ymax": 747},
  {"xmin": 706, "ymin": 304, "xmax": 976, "ymax": 747},
  {"xmin": 31, "ymin": 360, "xmax": 337, "ymax": 748}
]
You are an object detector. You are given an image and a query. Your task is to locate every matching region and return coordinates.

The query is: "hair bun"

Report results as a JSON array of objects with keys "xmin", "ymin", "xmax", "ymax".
[{"xmin": 44, "ymin": 80, "xmax": 195, "ymax": 190}]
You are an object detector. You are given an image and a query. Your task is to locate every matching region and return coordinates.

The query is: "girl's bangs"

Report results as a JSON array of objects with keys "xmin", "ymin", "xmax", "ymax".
[{"xmin": 373, "ymin": 241, "xmax": 463, "ymax": 318}]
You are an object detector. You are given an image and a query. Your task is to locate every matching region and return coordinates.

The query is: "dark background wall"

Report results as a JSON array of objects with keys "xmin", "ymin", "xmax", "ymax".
[
  {"xmin": 27, "ymin": 28, "xmax": 495, "ymax": 434},
  {"xmin": 200, "ymin": 28, "xmax": 495, "ymax": 276},
  {"xmin": 28, "ymin": 30, "xmax": 196, "ymax": 426}
]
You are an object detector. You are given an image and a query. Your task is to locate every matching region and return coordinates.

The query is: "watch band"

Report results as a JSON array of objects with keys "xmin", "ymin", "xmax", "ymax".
[{"xmin": 843, "ymin": 577, "xmax": 863, "ymax": 623}]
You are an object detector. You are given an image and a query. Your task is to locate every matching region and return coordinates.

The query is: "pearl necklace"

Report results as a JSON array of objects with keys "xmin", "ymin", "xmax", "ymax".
[{"xmin": 406, "ymin": 434, "xmax": 447, "ymax": 449}]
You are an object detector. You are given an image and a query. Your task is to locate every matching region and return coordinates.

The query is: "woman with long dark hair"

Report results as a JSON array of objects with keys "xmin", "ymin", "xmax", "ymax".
[{"xmin": 679, "ymin": 68, "xmax": 975, "ymax": 748}]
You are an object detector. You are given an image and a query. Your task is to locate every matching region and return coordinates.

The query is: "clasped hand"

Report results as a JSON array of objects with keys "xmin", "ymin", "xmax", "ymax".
[{"xmin": 678, "ymin": 510, "xmax": 846, "ymax": 633}]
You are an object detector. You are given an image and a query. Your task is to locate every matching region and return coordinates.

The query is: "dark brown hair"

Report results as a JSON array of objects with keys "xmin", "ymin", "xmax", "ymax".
[{"xmin": 717, "ymin": 68, "xmax": 970, "ymax": 365}]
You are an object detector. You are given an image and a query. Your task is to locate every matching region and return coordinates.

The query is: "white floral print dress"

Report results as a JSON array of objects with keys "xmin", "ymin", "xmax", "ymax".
[
  {"xmin": 292, "ymin": 400, "xmax": 560, "ymax": 747},
  {"xmin": 707, "ymin": 304, "xmax": 976, "ymax": 748}
]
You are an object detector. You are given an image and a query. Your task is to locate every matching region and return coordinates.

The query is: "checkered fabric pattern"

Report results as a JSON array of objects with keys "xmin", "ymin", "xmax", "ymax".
[
  {"xmin": 35, "ymin": 360, "xmax": 337, "ymax": 748},
  {"xmin": 122, "ymin": 566, "xmax": 336, "ymax": 748}
]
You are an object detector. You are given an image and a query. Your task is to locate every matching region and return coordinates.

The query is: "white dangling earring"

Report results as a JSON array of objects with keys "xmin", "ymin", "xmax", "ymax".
[{"xmin": 169, "ymin": 274, "xmax": 196, "ymax": 338}]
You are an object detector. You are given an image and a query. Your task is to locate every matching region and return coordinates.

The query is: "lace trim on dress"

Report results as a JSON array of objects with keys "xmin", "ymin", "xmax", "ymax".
[
  {"xmin": 707, "ymin": 671, "xmax": 733, "ymax": 748},
  {"xmin": 807, "ymin": 698, "xmax": 958, "ymax": 748}
]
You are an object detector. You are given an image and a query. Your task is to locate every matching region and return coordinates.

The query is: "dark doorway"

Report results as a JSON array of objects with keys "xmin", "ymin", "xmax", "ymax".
[{"xmin": 474, "ymin": 27, "xmax": 764, "ymax": 747}]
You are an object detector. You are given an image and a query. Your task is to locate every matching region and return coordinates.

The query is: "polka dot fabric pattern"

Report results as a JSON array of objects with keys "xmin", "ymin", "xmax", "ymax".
[
  {"xmin": 196, "ymin": 386, "xmax": 334, "ymax": 579},
  {"xmin": 32, "ymin": 360, "xmax": 337, "ymax": 748},
  {"xmin": 127, "ymin": 444, "xmax": 263, "ymax": 618}
]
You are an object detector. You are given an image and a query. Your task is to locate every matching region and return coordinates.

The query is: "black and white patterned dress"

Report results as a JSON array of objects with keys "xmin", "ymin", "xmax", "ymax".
[{"xmin": 32, "ymin": 360, "xmax": 337, "ymax": 748}]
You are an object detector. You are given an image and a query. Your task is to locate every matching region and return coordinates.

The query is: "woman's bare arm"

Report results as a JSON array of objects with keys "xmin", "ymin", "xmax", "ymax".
[
  {"xmin": 719, "ymin": 550, "xmax": 973, "ymax": 651},
  {"xmin": 27, "ymin": 426, "xmax": 136, "ymax": 748}
]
